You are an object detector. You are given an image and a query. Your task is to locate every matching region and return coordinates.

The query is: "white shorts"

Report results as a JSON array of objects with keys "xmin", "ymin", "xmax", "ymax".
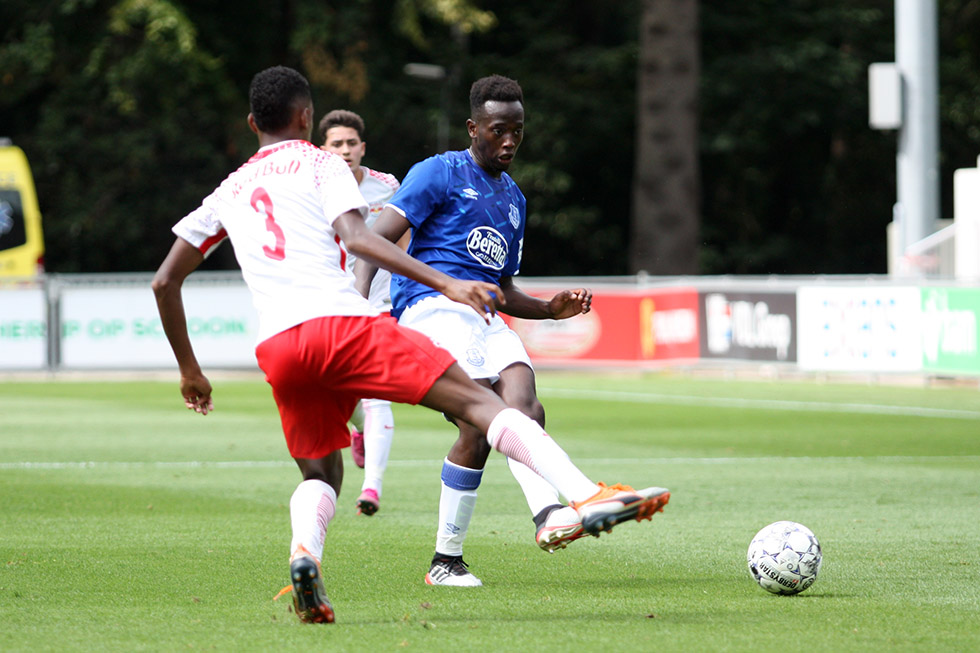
[{"xmin": 398, "ymin": 295, "xmax": 532, "ymax": 383}]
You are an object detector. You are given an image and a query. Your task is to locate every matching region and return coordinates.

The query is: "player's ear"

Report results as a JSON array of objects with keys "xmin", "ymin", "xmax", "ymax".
[
  {"xmin": 247, "ymin": 113, "xmax": 259, "ymax": 135},
  {"xmin": 298, "ymin": 105, "xmax": 313, "ymax": 135},
  {"xmin": 466, "ymin": 118, "xmax": 477, "ymax": 139}
]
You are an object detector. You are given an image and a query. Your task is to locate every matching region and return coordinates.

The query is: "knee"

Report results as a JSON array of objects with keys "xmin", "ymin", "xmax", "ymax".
[
  {"xmin": 460, "ymin": 430, "xmax": 492, "ymax": 458},
  {"xmin": 519, "ymin": 398, "xmax": 545, "ymax": 427},
  {"xmin": 456, "ymin": 425, "xmax": 493, "ymax": 463},
  {"xmin": 297, "ymin": 451, "xmax": 344, "ymax": 492},
  {"xmin": 499, "ymin": 387, "xmax": 545, "ymax": 427}
]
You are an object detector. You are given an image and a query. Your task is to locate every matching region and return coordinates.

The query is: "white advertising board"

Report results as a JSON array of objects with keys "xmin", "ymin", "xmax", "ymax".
[
  {"xmin": 0, "ymin": 287, "xmax": 47, "ymax": 369},
  {"xmin": 60, "ymin": 285, "xmax": 259, "ymax": 369},
  {"xmin": 797, "ymin": 286, "xmax": 922, "ymax": 372}
]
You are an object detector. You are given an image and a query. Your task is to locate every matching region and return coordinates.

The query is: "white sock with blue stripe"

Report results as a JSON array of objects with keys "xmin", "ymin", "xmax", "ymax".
[{"xmin": 435, "ymin": 458, "xmax": 483, "ymax": 557}]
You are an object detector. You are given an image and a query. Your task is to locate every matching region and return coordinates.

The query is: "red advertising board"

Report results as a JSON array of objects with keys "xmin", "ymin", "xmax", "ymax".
[{"xmin": 500, "ymin": 286, "xmax": 700, "ymax": 365}]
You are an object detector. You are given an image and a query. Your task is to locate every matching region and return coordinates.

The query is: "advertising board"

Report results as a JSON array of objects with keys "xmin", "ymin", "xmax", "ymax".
[
  {"xmin": 921, "ymin": 287, "xmax": 980, "ymax": 375},
  {"xmin": 60, "ymin": 285, "xmax": 259, "ymax": 368},
  {"xmin": 698, "ymin": 291, "xmax": 797, "ymax": 362},
  {"xmin": 502, "ymin": 287, "xmax": 699, "ymax": 365},
  {"xmin": 0, "ymin": 286, "xmax": 46, "ymax": 368},
  {"xmin": 797, "ymin": 286, "xmax": 922, "ymax": 371}
]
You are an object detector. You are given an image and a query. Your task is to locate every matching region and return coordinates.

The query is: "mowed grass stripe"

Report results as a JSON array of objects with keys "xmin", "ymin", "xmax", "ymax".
[
  {"xmin": 4, "ymin": 454, "xmax": 980, "ymax": 470},
  {"xmin": 538, "ymin": 386, "xmax": 980, "ymax": 419}
]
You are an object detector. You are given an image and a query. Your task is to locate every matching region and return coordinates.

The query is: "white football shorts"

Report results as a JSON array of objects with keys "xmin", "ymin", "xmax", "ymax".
[{"xmin": 397, "ymin": 294, "xmax": 532, "ymax": 383}]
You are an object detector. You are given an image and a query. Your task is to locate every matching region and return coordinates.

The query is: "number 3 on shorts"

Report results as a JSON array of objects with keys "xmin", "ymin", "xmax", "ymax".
[{"xmin": 251, "ymin": 187, "xmax": 286, "ymax": 260}]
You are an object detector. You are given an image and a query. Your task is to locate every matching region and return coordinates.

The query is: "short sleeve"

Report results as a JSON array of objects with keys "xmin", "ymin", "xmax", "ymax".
[
  {"xmin": 387, "ymin": 156, "xmax": 449, "ymax": 228},
  {"xmin": 501, "ymin": 186, "xmax": 526, "ymax": 277},
  {"xmin": 172, "ymin": 192, "xmax": 228, "ymax": 258},
  {"xmin": 313, "ymin": 150, "xmax": 369, "ymax": 223}
]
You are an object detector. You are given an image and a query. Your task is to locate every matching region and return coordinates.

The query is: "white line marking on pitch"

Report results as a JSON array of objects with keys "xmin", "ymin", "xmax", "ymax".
[{"xmin": 538, "ymin": 387, "xmax": 980, "ymax": 420}]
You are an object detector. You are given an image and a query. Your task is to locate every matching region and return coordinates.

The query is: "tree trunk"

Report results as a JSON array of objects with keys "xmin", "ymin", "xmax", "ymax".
[{"xmin": 629, "ymin": 0, "xmax": 700, "ymax": 275}]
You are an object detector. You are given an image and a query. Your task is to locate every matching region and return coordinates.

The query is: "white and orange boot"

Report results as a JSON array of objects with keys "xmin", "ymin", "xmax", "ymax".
[{"xmin": 572, "ymin": 483, "xmax": 670, "ymax": 535}]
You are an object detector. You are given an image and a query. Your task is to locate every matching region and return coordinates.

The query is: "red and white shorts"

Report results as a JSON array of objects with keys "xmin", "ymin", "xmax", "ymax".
[{"xmin": 254, "ymin": 314, "xmax": 455, "ymax": 460}]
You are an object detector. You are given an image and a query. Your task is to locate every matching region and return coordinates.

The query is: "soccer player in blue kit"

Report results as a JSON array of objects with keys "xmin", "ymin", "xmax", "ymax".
[{"xmin": 358, "ymin": 74, "xmax": 670, "ymax": 586}]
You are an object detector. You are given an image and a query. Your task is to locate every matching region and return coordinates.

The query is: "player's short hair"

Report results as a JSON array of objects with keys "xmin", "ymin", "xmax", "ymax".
[
  {"xmin": 249, "ymin": 66, "xmax": 312, "ymax": 133},
  {"xmin": 470, "ymin": 75, "xmax": 524, "ymax": 117},
  {"xmin": 318, "ymin": 109, "xmax": 366, "ymax": 143}
]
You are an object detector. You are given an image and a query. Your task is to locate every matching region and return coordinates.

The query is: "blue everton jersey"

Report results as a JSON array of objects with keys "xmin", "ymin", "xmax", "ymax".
[{"xmin": 389, "ymin": 149, "xmax": 526, "ymax": 315}]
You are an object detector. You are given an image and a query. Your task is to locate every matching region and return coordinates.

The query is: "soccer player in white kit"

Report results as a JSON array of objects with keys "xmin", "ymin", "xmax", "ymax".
[
  {"xmin": 319, "ymin": 109, "xmax": 403, "ymax": 517},
  {"xmin": 152, "ymin": 66, "xmax": 669, "ymax": 623}
]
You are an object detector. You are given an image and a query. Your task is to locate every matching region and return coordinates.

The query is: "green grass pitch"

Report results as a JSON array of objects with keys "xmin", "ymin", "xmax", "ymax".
[{"xmin": 1, "ymin": 371, "xmax": 978, "ymax": 651}]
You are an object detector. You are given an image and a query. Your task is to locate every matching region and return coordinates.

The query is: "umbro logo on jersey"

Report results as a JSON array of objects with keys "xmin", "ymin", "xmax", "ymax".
[{"xmin": 462, "ymin": 188, "xmax": 480, "ymax": 200}]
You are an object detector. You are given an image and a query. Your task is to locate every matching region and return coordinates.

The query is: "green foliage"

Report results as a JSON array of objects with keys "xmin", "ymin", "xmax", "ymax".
[
  {"xmin": 1, "ymin": 0, "xmax": 241, "ymax": 272},
  {"xmin": 2, "ymin": 1, "xmax": 979, "ymax": 275},
  {"xmin": 939, "ymin": 0, "xmax": 980, "ymax": 181},
  {"xmin": 700, "ymin": 1, "xmax": 897, "ymax": 274},
  {"xmin": 394, "ymin": 0, "xmax": 497, "ymax": 49},
  {"xmin": 465, "ymin": 0, "xmax": 641, "ymax": 274},
  {"xmin": 0, "ymin": 21, "xmax": 55, "ymax": 105},
  {"xmin": 699, "ymin": 0, "xmax": 980, "ymax": 274}
]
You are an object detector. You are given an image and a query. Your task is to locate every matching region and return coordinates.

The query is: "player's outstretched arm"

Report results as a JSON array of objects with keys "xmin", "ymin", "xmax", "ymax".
[
  {"xmin": 151, "ymin": 238, "xmax": 215, "ymax": 415},
  {"xmin": 498, "ymin": 277, "xmax": 592, "ymax": 320},
  {"xmin": 336, "ymin": 209, "xmax": 503, "ymax": 323},
  {"xmin": 352, "ymin": 207, "xmax": 411, "ymax": 298}
]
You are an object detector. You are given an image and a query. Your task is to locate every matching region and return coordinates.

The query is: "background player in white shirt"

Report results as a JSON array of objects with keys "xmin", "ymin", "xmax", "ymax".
[
  {"xmin": 319, "ymin": 109, "xmax": 404, "ymax": 518},
  {"xmin": 152, "ymin": 66, "xmax": 668, "ymax": 622},
  {"xmin": 359, "ymin": 75, "xmax": 670, "ymax": 587}
]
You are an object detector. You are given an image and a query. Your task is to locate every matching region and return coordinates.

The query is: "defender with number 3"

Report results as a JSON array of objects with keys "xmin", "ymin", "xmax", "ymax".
[{"xmin": 152, "ymin": 67, "xmax": 669, "ymax": 623}]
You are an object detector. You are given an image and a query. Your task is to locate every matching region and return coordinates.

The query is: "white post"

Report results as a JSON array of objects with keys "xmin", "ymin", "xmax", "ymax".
[
  {"xmin": 895, "ymin": 0, "xmax": 940, "ymax": 261},
  {"xmin": 953, "ymin": 156, "xmax": 980, "ymax": 280}
]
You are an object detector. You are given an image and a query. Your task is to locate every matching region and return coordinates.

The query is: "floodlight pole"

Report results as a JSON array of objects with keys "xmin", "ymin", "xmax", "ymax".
[
  {"xmin": 895, "ymin": 0, "xmax": 940, "ymax": 258},
  {"xmin": 404, "ymin": 63, "xmax": 450, "ymax": 153}
]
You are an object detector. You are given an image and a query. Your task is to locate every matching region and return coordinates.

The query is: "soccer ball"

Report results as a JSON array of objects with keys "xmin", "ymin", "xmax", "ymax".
[{"xmin": 746, "ymin": 521, "xmax": 822, "ymax": 595}]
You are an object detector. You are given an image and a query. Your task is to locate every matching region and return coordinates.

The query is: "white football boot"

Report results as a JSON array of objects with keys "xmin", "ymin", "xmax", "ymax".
[{"xmin": 424, "ymin": 555, "xmax": 483, "ymax": 587}]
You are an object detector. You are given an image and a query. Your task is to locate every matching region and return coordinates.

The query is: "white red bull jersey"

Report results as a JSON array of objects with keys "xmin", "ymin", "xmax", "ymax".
[
  {"xmin": 172, "ymin": 139, "xmax": 375, "ymax": 343},
  {"xmin": 352, "ymin": 166, "xmax": 400, "ymax": 310}
]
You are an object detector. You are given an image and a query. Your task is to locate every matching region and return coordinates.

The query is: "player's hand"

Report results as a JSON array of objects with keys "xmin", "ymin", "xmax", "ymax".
[
  {"xmin": 548, "ymin": 288, "xmax": 592, "ymax": 320},
  {"xmin": 443, "ymin": 280, "xmax": 504, "ymax": 324},
  {"xmin": 179, "ymin": 373, "xmax": 214, "ymax": 415}
]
